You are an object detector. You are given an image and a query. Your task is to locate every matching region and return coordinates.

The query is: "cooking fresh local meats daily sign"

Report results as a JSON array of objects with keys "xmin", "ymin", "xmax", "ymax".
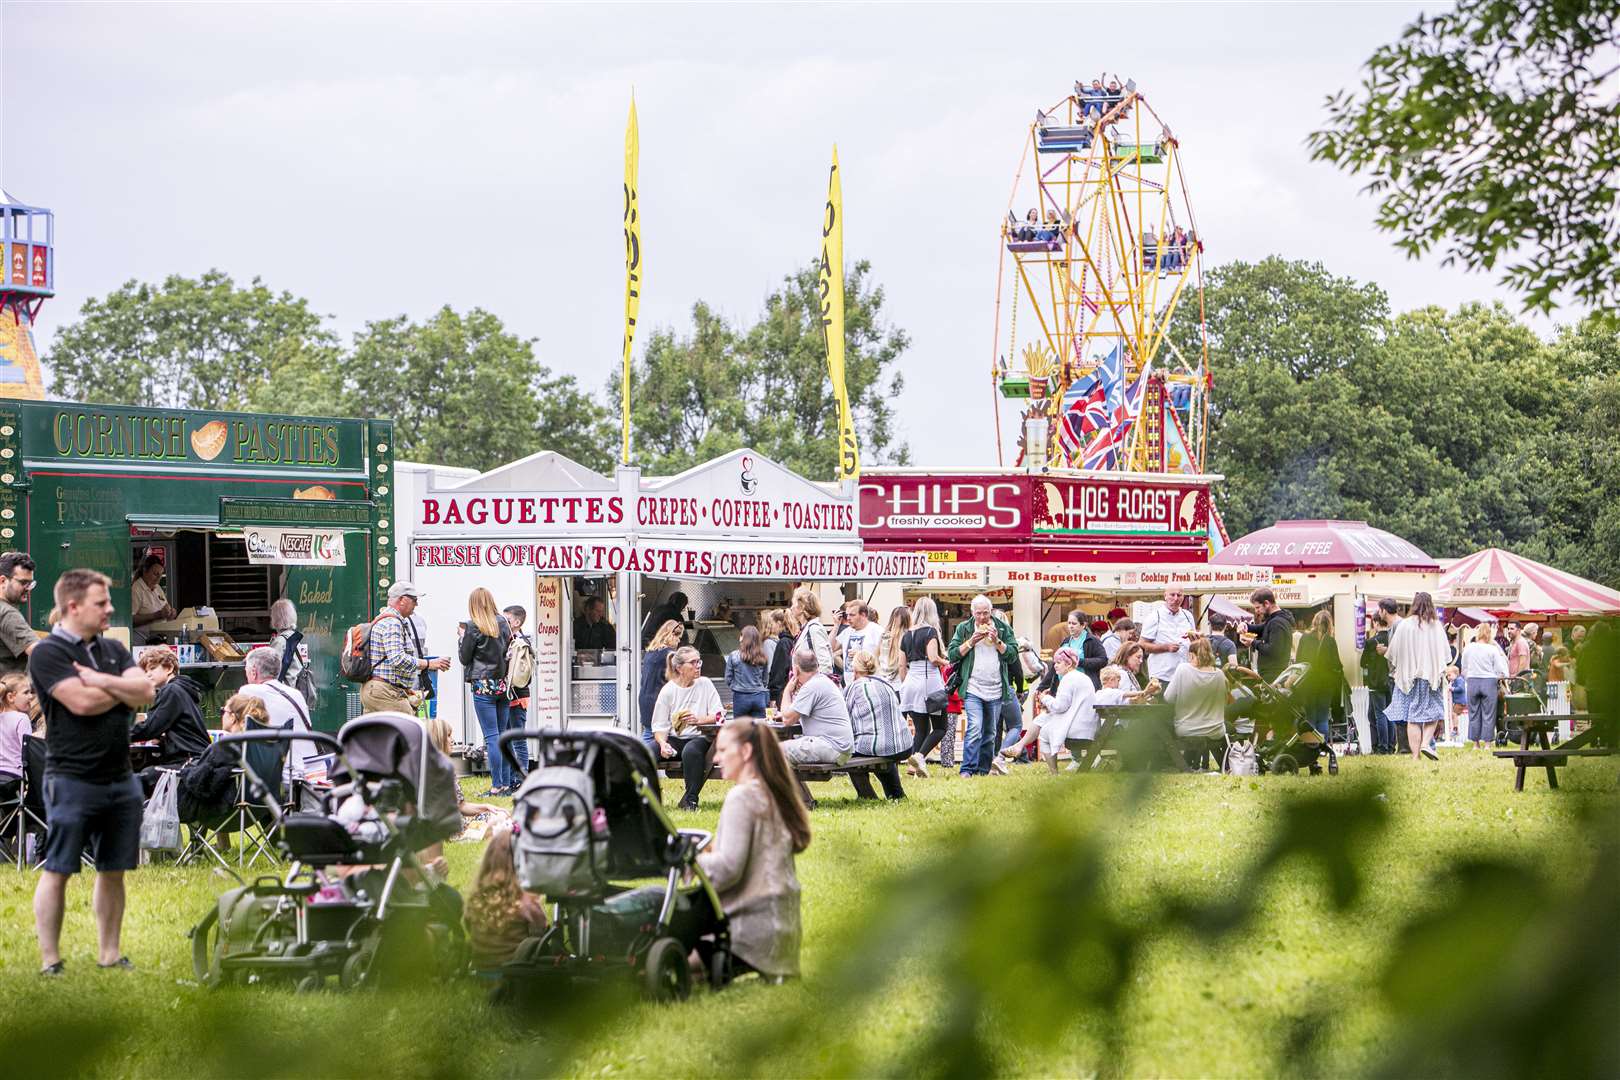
[{"xmin": 412, "ymin": 539, "xmax": 926, "ymax": 582}]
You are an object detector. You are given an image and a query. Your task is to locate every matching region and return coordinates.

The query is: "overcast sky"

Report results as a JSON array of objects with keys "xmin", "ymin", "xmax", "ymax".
[{"xmin": 1, "ymin": 3, "xmax": 1543, "ymax": 468}]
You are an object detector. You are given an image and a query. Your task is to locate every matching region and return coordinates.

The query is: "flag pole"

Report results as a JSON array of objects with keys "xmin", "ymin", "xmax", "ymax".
[{"xmin": 621, "ymin": 94, "xmax": 641, "ymax": 465}]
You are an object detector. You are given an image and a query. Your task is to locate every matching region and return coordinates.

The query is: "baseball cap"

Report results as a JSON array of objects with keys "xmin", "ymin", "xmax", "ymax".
[{"xmin": 387, "ymin": 581, "xmax": 423, "ymax": 601}]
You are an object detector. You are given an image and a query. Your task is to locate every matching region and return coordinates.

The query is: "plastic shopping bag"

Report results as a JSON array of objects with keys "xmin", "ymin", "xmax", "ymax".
[{"xmin": 141, "ymin": 770, "xmax": 182, "ymax": 852}]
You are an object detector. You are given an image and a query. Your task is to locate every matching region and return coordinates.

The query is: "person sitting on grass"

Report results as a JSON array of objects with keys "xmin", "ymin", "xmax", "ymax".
[
  {"xmin": 697, "ymin": 716, "xmax": 811, "ymax": 982},
  {"xmin": 651, "ymin": 645, "xmax": 725, "ymax": 811},
  {"xmin": 425, "ymin": 717, "xmax": 503, "ymax": 840},
  {"xmin": 464, "ymin": 826, "xmax": 548, "ymax": 977}
]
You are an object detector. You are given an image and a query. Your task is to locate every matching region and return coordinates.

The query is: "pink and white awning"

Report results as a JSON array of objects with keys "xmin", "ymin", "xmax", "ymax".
[{"xmin": 1439, "ymin": 548, "xmax": 1620, "ymax": 617}]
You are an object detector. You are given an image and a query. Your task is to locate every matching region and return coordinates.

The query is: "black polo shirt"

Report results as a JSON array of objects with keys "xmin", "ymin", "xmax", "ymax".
[{"xmin": 29, "ymin": 627, "xmax": 137, "ymax": 783}]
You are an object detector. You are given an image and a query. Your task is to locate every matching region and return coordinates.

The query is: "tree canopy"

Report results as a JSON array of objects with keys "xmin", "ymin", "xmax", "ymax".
[
  {"xmin": 47, "ymin": 272, "xmax": 610, "ymax": 474},
  {"xmin": 1309, "ymin": 0, "xmax": 1620, "ymax": 313},
  {"xmin": 1171, "ymin": 256, "xmax": 1620, "ymax": 584},
  {"xmin": 618, "ymin": 259, "xmax": 910, "ymax": 477}
]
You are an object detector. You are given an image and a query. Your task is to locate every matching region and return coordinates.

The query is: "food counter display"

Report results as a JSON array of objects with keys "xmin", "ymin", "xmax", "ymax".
[{"xmin": 0, "ymin": 400, "xmax": 393, "ymax": 731}]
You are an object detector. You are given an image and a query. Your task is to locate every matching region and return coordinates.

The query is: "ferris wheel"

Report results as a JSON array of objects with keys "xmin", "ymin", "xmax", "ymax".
[{"xmin": 991, "ymin": 76, "xmax": 1209, "ymax": 475}]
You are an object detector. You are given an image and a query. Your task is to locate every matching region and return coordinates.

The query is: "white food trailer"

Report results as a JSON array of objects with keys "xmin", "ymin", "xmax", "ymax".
[{"xmin": 405, "ymin": 448, "xmax": 927, "ymax": 744}]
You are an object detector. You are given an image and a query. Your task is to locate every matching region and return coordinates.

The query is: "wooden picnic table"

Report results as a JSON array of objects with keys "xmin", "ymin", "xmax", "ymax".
[{"xmin": 1493, "ymin": 712, "xmax": 1614, "ymax": 791}]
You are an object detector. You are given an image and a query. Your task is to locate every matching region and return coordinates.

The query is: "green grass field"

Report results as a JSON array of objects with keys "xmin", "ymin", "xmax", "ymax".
[{"xmin": 0, "ymin": 749, "xmax": 1612, "ymax": 1078}]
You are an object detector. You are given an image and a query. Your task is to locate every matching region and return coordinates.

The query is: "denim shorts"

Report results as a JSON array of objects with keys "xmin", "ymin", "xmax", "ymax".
[{"xmin": 43, "ymin": 773, "xmax": 143, "ymax": 874}]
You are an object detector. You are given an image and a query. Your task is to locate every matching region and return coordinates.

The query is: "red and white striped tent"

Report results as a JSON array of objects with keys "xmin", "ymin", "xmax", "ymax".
[{"xmin": 1439, "ymin": 548, "xmax": 1620, "ymax": 617}]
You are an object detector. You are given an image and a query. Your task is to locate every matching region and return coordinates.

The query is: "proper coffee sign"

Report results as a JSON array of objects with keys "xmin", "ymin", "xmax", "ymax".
[{"xmin": 244, "ymin": 527, "xmax": 347, "ymax": 566}]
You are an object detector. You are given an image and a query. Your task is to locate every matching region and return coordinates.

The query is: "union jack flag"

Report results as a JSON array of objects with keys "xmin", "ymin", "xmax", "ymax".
[
  {"xmin": 1078, "ymin": 359, "xmax": 1152, "ymax": 469},
  {"xmin": 1058, "ymin": 344, "xmax": 1123, "ymax": 453}
]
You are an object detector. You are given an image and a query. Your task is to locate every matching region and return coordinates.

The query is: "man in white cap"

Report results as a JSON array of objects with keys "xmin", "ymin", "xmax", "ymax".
[{"xmin": 360, "ymin": 581, "xmax": 449, "ymax": 714}]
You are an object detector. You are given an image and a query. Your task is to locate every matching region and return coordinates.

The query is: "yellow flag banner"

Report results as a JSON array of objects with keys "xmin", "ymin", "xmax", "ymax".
[
  {"xmin": 621, "ymin": 97, "xmax": 642, "ymax": 465},
  {"xmin": 817, "ymin": 146, "xmax": 859, "ymax": 480}
]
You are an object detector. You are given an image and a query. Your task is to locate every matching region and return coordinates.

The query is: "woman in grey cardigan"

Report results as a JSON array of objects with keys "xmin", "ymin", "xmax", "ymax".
[{"xmin": 699, "ymin": 717, "xmax": 812, "ymax": 981}]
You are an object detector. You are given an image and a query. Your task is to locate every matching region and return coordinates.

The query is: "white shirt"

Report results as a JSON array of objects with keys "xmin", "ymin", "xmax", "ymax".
[
  {"xmin": 238, "ymin": 681, "xmax": 316, "ymax": 779},
  {"xmin": 968, "ymin": 639, "xmax": 1004, "ymax": 700},
  {"xmin": 837, "ymin": 623, "xmax": 880, "ymax": 671},
  {"xmin": 132, "ymin": 577, "xmax": 168, "ymax": 619},
  {"xmin": 1038, "ymin": 669, "xmax": 1098, "ymax": 746},
  {"xmin": 1461, "ymin": 641, "xmax": 1510, "ymax": 680},
  {"xmin": 651, "ymin": 677, "xmax": 724, "ymax": 734},
  {"xmin": 1141, "ymin": 602, "xmax": 1195, "ymax": 681}
]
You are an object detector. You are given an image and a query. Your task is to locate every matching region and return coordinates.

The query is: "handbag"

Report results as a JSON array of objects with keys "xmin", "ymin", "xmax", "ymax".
[
  {"xmin": 140, "ymin": 770, "xmax": 182, "ymax": 853},
  {"xmin": 926, "ymin": 662, "xmax": 959, "ymax": 714}
]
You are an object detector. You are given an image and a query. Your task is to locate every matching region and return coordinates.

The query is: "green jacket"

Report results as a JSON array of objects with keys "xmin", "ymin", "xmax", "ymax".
[{"xmin": 947, "ymin": 616, "xmax": 1020, "ymax": 699}]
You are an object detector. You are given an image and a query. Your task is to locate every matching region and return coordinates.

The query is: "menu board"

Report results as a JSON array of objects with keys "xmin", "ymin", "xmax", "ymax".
[{"xmin": 533, "ymin": 576, "xmax": 564, "ymax": 727}]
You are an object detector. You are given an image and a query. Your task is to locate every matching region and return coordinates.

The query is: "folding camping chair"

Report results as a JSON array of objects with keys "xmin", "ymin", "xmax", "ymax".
[
  {"xmin": 179, "ymin": 734, "xmax": 289, "ymax": 879},
  {"xmin": 3, "ymin": 736, "xmax": 89, "ymax": 870}
]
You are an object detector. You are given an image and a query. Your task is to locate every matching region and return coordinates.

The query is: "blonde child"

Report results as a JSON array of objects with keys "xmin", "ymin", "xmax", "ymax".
[
  {"xmin": 464, "ymin": 827, "xmax": 548, "ymax": 974},
  {"xmin": 0, "ymin": 673, "xmax": 34, "ymax": 797}
]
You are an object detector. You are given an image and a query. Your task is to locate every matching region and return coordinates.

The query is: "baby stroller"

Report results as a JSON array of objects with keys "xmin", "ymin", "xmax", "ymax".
[
  {"xmin": 189, "ymin": 712, "xmax": 467, "ymax": 991},
  {"xmin": 493, "ymin": 728, "xmax": 730, "ymax": 1003},
  {"xmin": 1226, "ymin": 664, "xmax": 1339, "ymax": 776}
]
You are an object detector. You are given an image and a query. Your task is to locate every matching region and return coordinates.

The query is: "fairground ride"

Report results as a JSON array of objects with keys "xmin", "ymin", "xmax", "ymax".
[{"xmin": 991, "ymin": 76, "xmax": 1209, "ymax": 476}]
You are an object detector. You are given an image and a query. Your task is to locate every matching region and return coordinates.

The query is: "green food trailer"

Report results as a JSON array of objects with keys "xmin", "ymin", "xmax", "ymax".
[{"xmin": 0, "ymin": 400, "xmax": 394, "ymax": 732}]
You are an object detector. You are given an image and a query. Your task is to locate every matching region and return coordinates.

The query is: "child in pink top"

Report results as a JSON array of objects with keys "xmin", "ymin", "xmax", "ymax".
[{"xmin": 0, "ymin": 673, "xmax": 35, "ymax": 781}]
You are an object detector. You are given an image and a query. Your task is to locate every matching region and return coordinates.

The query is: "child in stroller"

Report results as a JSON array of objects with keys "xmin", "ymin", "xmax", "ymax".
[
  {"xmin": 190, "ymin": 712, "xmax": 467, "ymax": 991},
  {"xmin": 493, "ymin": 728, "xmax": 731, "ymax": 1003},
  {"xmin": 1225, "ymin": 664, "xmax": 1339, "ymax": 776}
]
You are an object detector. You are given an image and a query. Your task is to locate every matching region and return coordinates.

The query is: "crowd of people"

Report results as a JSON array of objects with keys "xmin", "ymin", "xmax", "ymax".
[{"xmin": 8, "ymin": 544, "xmax": 1602, "ymax": 985}]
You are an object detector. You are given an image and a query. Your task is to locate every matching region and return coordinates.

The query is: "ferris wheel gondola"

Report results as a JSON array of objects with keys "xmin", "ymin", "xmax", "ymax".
[{"xmin": 991, "ymin": 76, "xmax": 1209, "ymax": 476}]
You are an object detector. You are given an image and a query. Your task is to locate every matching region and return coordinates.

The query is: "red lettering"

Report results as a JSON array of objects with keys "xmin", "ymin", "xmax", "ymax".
[
  {"xmin": 493, "ymin": 499, "xmax": 513, "ymax": 526},
  {"xmin": 466, "ymin": 498, "xmax": 487, "ymax": 525},
  {"xmin": 422, "ymin": 499, "xmax": 440, "ymax": 525},
  {"xmin": 443, "ymin": 500, "xmax": 464, "ymax": 525},
  {"xmin": 607, "ymin": 497, "xmax": 624, "ymax": 525},
  {"xmin": 519, "ymin": 499, "xmax": 536, "ymax": 524}
]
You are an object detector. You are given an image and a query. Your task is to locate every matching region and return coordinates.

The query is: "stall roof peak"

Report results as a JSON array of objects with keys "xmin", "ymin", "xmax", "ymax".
[
  {"xmin": 643, "ymin": 448, "xmax": 845, "ymax": 500},
  {"xmin": 1212, "ymin": 519, "xmax": 1439, "ymax": 572},
  {"xmin": 450, "ymin": 449, "xmax": 613, "ymax": 493}
]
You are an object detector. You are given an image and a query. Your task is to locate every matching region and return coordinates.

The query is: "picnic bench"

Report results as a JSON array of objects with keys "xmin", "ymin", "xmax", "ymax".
[
  {"xmin": 1494, "ymin": 712, "xmax": 1614, "ymax": 791},
  {"xmin": 1084, "ymin": 703, "xmax": 1180, "ymax": 772},
  {"xmin": 654, "ymin": 722, "xmax": 900, "ymax": 808}
]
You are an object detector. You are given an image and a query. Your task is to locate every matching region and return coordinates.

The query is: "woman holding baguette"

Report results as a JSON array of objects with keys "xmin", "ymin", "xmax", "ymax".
[{"xmin": 651, "ymin": 646, "xmax": 725, "ymax": 811}]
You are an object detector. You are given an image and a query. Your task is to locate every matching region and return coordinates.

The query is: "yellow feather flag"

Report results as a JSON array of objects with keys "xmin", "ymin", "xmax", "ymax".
[
  {"xmin": 817, "ymin": 146, "xmax": 859, "ymax": 480},
  {"xmin": 621, "ymin": 96, "xmax": 642, "ymax": 465}
]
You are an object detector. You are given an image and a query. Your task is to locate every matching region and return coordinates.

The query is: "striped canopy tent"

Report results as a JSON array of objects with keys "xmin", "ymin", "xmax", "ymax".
[{"xmin": 1439, "ymin": 548, "xmax": 1620, "ymax": 617}]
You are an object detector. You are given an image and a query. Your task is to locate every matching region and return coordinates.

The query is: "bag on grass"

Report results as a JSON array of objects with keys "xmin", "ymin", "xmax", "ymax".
[
  {"xmin": 1225, "ymin": 740, "xmax": 1258, "ymax": 777},
  {"xmin": 140, "ymin": 770, "xmax": 181, "ymax": 852}
]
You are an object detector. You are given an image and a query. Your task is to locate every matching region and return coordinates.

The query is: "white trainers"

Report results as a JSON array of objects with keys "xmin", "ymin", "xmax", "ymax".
[
  {"xmin": 990, "ymin": 758, "xmax": 1010, "ymax": 776},
  {"xmin": 908, "ymin": 752, "xmax": 929, "ymax": 779}
]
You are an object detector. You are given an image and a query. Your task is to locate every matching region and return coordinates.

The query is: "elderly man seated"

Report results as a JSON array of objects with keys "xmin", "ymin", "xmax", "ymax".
[{"xmin": 778, "ymin": 649, "xmax": 854, "ymax": 766}]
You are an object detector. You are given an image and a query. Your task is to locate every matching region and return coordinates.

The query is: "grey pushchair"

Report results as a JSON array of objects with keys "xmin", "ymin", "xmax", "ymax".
[{"xmin": 492, "ymin": 728, "xmax": 730, "ymax": 1003}]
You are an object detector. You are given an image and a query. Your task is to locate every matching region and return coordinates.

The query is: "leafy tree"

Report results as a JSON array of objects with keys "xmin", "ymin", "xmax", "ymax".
[
  {"xmin": 1309, "ymin": 0, "xmax": 1620, "ymax": 313},
  {"xmin": 620, "ymin": 259, "xmax": 910, "ymax": 478},
  {"xmin": 340, "ymin": 306, "xmax": 612, "ymax": 474},
  {"xmin": 47, "ymin": 270, "xmax": 337, "ymax": 410}
]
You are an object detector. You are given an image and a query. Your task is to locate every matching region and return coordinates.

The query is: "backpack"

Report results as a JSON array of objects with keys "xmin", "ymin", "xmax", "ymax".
[
  {"xmin": 506, "ymin": 633, "xmax": 535, "ymax": 691},
  {"xmin": 339, "ymin": 611, "xmax": 397, "ymax": 683},
  {"xmin": 512, "ymin": 766, "xmax": 606, "ymax": 897}
]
